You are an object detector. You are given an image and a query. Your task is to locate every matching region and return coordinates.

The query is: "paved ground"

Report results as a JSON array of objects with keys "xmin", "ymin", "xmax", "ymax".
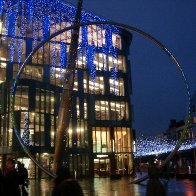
[{"xmin": 27, "ymin": 175, "xmax": 196, "ymax": 196}]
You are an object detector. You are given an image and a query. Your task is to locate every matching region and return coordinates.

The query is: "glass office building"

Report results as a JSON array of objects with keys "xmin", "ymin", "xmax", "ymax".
[{"xmin": 0, "ymin": 0, "xmax": 134, "ymax": 178}]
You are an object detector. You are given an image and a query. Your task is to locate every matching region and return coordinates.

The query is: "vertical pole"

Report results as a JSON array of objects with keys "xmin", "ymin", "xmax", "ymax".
[{"xmin": 53, "ymin": 0, "xmax": 83, "ymax": 174}]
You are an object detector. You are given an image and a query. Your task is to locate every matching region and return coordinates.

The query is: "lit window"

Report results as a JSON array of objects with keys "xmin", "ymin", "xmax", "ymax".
[
  {"xmin": 95, "ymin": 101, "xmax": 109, "ymax": 120},
  {"xmin": 109, "ymin": 78, "xmax": 124, "ymax": 96},
  {"xmin": 194, "ymin": 117, "xmax": 196, "ymax": 124},
  {"xmin": 112, "ymin": 33, "xmax": 122, "ymax": 49},
  {"xmin": 94, "ymin": 53, "xmax": 107, "ymax": 71},
  {"xmin": 0, "ymin": 57, "xmax": 6, "ymax": 83},
  {"xmin": 0, "ymin": 20, "xmax": 2, "ymax": 33},
  {"xmin": 14, "ymin": 86, "xmax": 29, "ymax": 111}
]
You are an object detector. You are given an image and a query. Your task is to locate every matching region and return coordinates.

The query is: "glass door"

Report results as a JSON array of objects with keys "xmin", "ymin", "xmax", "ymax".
[{"xmin": 94, "ymin": 158, "xmax": 110, "ymax": 177}]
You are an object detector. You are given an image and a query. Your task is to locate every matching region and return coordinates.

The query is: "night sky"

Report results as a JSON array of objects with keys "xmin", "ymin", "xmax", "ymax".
[{"xmin": 64, "ymin": 0, "xmax": 196, "ymax": 136}]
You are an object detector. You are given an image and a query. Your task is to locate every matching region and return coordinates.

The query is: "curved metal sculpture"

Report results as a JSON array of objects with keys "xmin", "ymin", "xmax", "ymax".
[
  {"xmin": 53, "ymin": 0, "xmax": 83, "ymax": 175},
  {"xmin": 10, "ymin": 21, "xmax": 191, "ymax": 179}
]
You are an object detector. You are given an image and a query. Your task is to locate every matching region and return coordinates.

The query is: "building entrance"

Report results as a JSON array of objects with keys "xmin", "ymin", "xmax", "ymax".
[{"xmin": 94, "ymin": 158, "xmax": 110, "ymax": 177}]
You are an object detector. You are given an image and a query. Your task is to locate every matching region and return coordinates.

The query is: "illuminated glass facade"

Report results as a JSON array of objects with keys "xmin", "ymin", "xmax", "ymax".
[{"xmin": 0, "ymin": 0, "xmax": 134, "ymax": 178}]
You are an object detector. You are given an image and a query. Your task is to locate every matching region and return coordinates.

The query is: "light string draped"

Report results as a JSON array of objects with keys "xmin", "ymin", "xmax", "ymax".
[
  {"xmin": 22, "ymin": 112, "xmax": 31, "ymax": 146},
  {"xmin": 51, "ymin": 1, "xmax": 56, "ymax": 77},
  {"xmin": 18, "ymin": 0, "xmax": 26, "ymax": 64},
  {"xmin": 135, "ymin": 134, "xmax": 195, "ymax": 157},
  {"xmin": 0, "ymin": 0, "xmax": 5, "ymax": 15},
  {"xmin": 10, "ymin": 2, "xmax": 19, "ymax": 62},
  {"xmin": 86, "ymin": 43, "xmax": 96, "ymax": 83},
  {"xmin": 1, "ymin": 0, "xmax": 119, "ymax": 84},
  {"xmin": 105, "ymin": 26, "xmax": 119, "ymax": 95},
  {"xmin": 2, "ymin": 0, "xmax": 11, "ymax": 39}
]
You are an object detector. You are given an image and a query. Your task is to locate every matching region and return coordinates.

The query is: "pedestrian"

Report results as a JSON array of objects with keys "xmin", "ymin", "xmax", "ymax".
[
  {"xmin": 17, "ymin": 161, "xmax": 29, "ymax": 196},
  {"xmin": 0, "ymin": 168, "xmax": 3, "ymax": 194},
  {"xmin": 130, "ymin": 166, "xmax": 137, "ymax": 177},
  {"xmin": 161, "ymin": 164, "xmax": 170, "ymax": 182},
  {"xmin": 146, "ymin": 164, "xmax": 166, "ymax": 196},
  {"xmin": 2, "ymin": 158, "xmax": 20, "ymax": 196},
  {"xmin": 52, "ymin": 166, "xmax": 84, "ymax": 196}
]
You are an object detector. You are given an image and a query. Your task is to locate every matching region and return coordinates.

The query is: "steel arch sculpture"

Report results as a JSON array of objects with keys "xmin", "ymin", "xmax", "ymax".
[{"xmin": 10, "ymin": 21, "xmax": 191, "ymax": 180}]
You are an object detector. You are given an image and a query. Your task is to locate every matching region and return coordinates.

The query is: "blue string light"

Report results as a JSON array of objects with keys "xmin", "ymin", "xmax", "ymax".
[
  {"xmin": 51, "ymin": 2, "xmax": 57, "ymax": 78},
  {"xmin": 18, "ymin": 0, "xmax": 26, "ymax": 64},
  {"xmin": 60, "ymin": 42, "xmax": 67, "ymax": 78},
  {"xmin": 32, "ymin": 1, "xmax": 38, "ymax": 50},
  {"xmin": 27, "ymin": 0, "xmax": 34, "ymax": 23},
  {"xmin": 134, "ymin": 135, "xmax": 195, "ymax": 157},
  {"xmin": 2, "ymin": 0, "xmax": 121, "ymax": 88},
  {"xmin": 43, "ymin": 15, "xmax": 50, "ymax": 39},
  {"xmin": 86, "ymin": 44, "xmax": 96, "ymax": 83},
  {"xmin": 105, "ymin": 26, "xmax": 119, "ymax": 95},
  {"xmin": 51, "ymin": 41, "xmax": 57, "ymax": 77},
  {"xmin": 10, "ymin": 3, "xmax": 19, "ymax": 62},
  {"xmin": 0, "ymin": 0, "xmax": 5, "ymax": 15},
  {"xmin": 81, "ymin": 26, "xmax": 88, "ymax": 47},
  {"xmin": 3, "ymin": 0, "xmax": 12, "ymax": 39}
]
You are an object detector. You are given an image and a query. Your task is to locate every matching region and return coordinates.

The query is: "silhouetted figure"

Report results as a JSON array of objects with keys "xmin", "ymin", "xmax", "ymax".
[
  {"xmin": 0, "ymin": 168, "xmax": 3, "ymax": 194},
  {"xmin": 146, "ymin": 165, "xmax": 166, "ymax": 196},
  {"xmin": 130, "ymin": 166, "xmax": 137, "ymax": 177},
  {"xmin": 161, "ymin": 164, "xmax": 170, "ymax": 182},
  {"xmin": 17, "ymin": 161, "xmax": 29, "ymax": 196},
  {"xmin": 139, "ymin": 164, "xmax": 142, "ymax": 175},
  {"xmin": 2, "ymin": 158, "xmax": 20, "ymax": 196},
  {"xmin": 52, "ymin": 166, "xmax": 84, "ymax": 196},
  {"xmin": 125, "ymin": 164, "xmax": 129, "ymax": 175}
]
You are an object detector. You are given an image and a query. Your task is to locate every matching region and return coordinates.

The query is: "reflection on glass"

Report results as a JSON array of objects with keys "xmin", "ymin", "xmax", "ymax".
[
  {"xmin": 95, "ymin": 101, "xmax": 109, "ymax": 120},
  {"xmin": 95, "ymin": 100, "xmax": 128, "ymax": 121},
  {"xmin": 109, "ymin": 78, "xmax": 124, "ymax": 96},
  {"xmin": 92, "ymin": 127, "xmax": 110, "ymax": 153},
  {"xmin": 15, "ymin": 86, "xmax": 29, "ymax": 111},
  {"xmin": 0, "ymin": 57, "xmax": 6, "ymax": 83},
  {"xmin": 13, "ymin": 64, "xmax": 43, "ymax": 81}
]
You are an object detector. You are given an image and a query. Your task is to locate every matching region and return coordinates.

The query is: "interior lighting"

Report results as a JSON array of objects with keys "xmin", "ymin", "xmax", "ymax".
[
  {"xmin": 76, "ymin": 128, "xmax": 84, "ymax": 132},
  {"xmin": 0, "ymin": 20, "xmax": 2, "ymax": 32},
  {"xmin": 68, "ymin": 129, "xmax": 72, "ymax": 134},
  {"xmin": 0, "ymin": 62, "xmax": 6, "ymax": 68},
  {"xmin": 1, "ymin": 0, "xmax": 121, "ymax": 96},
  {"xmin": 97, "ymin": 154, "xmax": 108, "ymax": 158}
]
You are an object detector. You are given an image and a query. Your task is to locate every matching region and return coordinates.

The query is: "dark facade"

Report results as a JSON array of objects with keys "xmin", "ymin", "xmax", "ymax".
[{"xmin": 0, "ymin": 0, "xmax": 134, "ymax": 178}]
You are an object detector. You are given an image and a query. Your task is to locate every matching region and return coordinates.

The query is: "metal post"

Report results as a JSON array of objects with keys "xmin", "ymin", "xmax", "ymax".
[{"xmin": 53, "ymin": 0, "xmax": 83, "ymax": 174}]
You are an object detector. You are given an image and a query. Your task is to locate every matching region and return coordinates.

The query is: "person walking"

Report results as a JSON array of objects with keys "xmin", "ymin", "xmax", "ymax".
[
  {"xmin": 2, "ymin": 158, "xmax": 20, "ymax": 196},
  {"xmin": 17, "ymin": 161, "xmax": 29, "ymax": 196},
  {"xmin": 52, "ymin": 166, "xmax": 84, "ymax": 196},
  {"xmin": 146, "ymin": 164, "xmax": 166, "ymax": 196}
]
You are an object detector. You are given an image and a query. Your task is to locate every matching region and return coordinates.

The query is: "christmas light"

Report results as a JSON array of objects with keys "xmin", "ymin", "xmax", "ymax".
[
  {"xmin": 60, "ymin": 42, "xmax": 66, "ymax": 78},
  {"xmin": 0, "ymin": 0, "xmax": 5, "ymax": 15},
  {"xmin": 134, "ymin": 134, "xmax": 195, "ymax": 157},
  {"xmin": 18, "ymin": 0, "xmax": 26, "ymax": 64},
  {"xmin": 2, "ymin": 0, "xmax": 121, "ymax": 87},
  {"xmin": 86, "ymin": 44, "xmax": 96, "ymax": 82},
  {"xmin": 22, "ymin": 112, "xmax": 31, "ymax": 146},
  {"xmin": 10, "ymin": 2, "xmax": 18, "ymax": 62},
  {"xmin": 2, "ymin": 0, "xmax": 11, "ymax": 39}
]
